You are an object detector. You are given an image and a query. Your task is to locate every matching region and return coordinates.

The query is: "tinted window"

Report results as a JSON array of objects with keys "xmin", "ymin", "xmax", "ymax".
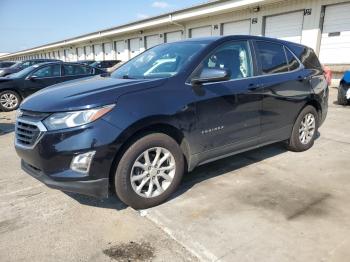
[
  {"xmin": 288, "ymin": 45, "xmax": 322, "ymax": 70},
  {"xmin": 195, "ymin": 41, "xmax": 253, "ymax": 79},
  {"xmin": 32, "ymin": 65, "xmax": 61, "ymax": 78},
  {"xmin": 63, "ymin": 64, "xmax": 92, "ymax": 76},
  {"xmin": 285, "ymin": 48, "xmax": 300, "ymax": 71},
  {"xmin": 255, "ymin": 41, "xmax": 289, "ymax": 74}
]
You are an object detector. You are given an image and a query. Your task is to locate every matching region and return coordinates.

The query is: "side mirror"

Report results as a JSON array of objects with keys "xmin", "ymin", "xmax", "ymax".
[
  {"xmin": 191, "ymin": 68, "xmax": 231, "ymax": 85},
  {"xmin": 27, "ymin": 75, "xmax": 38, "ymax": 81}
]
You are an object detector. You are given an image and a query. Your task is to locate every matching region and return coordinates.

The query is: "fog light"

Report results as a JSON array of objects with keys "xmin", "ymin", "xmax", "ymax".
[{"xmin": 70, "ymin": 151, "xmax": 96, "ymax": 173}]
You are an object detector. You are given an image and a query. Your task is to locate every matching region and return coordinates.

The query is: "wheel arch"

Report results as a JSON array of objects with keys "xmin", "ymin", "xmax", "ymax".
[{"xmin": 108, "ymin": 120, "xmax": 191, "ymax": 187}]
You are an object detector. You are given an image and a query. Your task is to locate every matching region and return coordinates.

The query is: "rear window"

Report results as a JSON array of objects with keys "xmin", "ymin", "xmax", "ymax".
[{"xmin": 255, "ymin": 41, "xmax": 289, "ymax": 75}]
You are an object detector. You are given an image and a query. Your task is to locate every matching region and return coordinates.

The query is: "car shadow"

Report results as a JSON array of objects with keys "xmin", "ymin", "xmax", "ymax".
[
  {"xmin": 0, "ymin": 123, "xmax": 15, "ymax": 135},
  {"xmin": 64, "ymin": 191, "xmax": 128, "ymax": 211},
  {"xmin": 169, "ymin": 142, "xmax": 288, "ymax": 202},
  {"xmin": 65, "ymin": 141, "xmax": 290, "ymax": 211}
]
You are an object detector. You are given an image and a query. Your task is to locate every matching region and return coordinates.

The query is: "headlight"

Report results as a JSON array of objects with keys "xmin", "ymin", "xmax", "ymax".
[
  {"xmin": 43, "ymin": 104, "xmax": 115, "ymax": 130},
  {"xmin": 0, "ymin": 70, "xmax": 4, "ymax": 75}
]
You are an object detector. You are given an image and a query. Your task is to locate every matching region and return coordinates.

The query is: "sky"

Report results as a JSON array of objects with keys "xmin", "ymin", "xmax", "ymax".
[{"xmin": 0, "ymin": 0, "xmax": 206, "ymax": 53}]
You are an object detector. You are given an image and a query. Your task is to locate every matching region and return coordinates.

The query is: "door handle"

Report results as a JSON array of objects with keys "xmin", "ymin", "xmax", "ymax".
[{"xmin": 248, "ymin": 83, "xmax": 263, "ymax": 91}]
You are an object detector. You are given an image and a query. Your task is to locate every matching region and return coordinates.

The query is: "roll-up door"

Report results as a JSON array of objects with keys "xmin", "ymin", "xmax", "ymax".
[
  {"xmin": 145, "ymin": 35, "xmax": 161, "ymax": 49},
  {"xmin": 94, "ymin": 44, "xmax": 103, "ymax": 61},
  {"xmin": 115, "ymin": 40, "xmax": 127, "ymax": 61},
  {"xmin": 165, "ymin": 31, "xmax": 182, "ymax": 43},
  {"xmin": 190, "ymin": 26, "xmax": 212, "ymax": 38},
  {"xmin": 85, "ymin": 46, "xmax": 93, "ymax": 60},
  {"xmin": 222, "ymin": 20, "xmax": 251, "ymax": 35},
  {"xmin": 104, "ymin": 43, "xmax": 114, "ymax": 60},
  {"xmin": 129, "ymin": 38, "xmax": 141, "ymax": 58},
  {"xmin": 265, "ymin": 11, "xmax": 304, "ymax": 43},
  {"xmin": 77, "ymin": 47, "xmax": 85, "ymax": 61},
  {"xmin": 319, "ymin": 3, "xmax": 350, "ymax": 64}
]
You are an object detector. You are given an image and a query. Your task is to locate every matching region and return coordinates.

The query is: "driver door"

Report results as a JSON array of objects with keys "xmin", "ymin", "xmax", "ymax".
[
  {"xmin": 24, "ymin": 64, "xmax": 61, "ymax": 96},
  {"xmin": 191, "ymin": 40, "xmax": 263, "ymax": 156}
]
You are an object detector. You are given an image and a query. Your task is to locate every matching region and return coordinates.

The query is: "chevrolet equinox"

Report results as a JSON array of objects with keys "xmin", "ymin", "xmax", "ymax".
[{"xmin": 15, "ymin": 36, "xmax": 328, "ymax": 209}]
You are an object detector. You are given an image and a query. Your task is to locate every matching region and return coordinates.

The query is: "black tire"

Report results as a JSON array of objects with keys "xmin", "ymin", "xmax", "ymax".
[
  {"xmin": 115, "ymin": 133, "xmax": 185, "ymax": 209},
  {"xmin": 286, "ymin": 105, "xmax": 319, "ymax": 152},
  {"xmin": 0, "ymin": 90, "xmax": 21, "ymax": 112},
  {"xmin": 337, "ymin": 86, "xmax": 348, "ymax": 105}
]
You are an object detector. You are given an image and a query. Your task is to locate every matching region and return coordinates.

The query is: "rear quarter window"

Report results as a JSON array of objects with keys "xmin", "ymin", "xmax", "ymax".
[{"xmin": 288, "ymin": 44, "xmax": 322, "ymax": 70}]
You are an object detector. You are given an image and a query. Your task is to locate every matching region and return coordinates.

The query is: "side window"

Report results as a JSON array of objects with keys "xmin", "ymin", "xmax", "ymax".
[
  {"xmin": 63, "ymin": 65, "xmax": 92, "ymax": 76},
  {"xmin": 285, "ymin": 47, "xmax": 300, "ymax": 71},
  {"xmin": 255, "ymin": 41, "xmax": 289, "ymax": 75},
  {"xmin": 195, "ymin": 41, "xmax": 253, "ymax": 80},
  {"xmin": 32, "ymin": 65, "xmax": 61, "ymax": 78}
]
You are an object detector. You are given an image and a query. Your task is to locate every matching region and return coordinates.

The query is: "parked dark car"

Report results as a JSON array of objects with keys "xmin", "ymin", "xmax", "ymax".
[
  {"xmin": 15, "ymin": 36, "xmax": 328, "ymax": 209},
  {"xmin": 338, "ymin": 71, "xmax": 350, "ymax": 105},
  {"xmin": 0, "ymin": 59, "xmax": 60, "ymax": 77},
  {"xmin": 76, "ymin": 60, "xmax": 95, "ymax": 66},
  {"xmin": 0, "ymin": 61, "xmax": 16, "ymax": 69},
  {"xmin": 0, "ymin": 62, "xmax": 105, "ymax": 111},
  {"xmin": 90, "ymin": 60, "xmax": 121, "ymax": 70}
]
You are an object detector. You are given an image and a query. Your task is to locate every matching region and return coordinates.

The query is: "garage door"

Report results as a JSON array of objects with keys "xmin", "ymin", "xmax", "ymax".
[
  {"xmin": 190, "ymin": 26, "xmax": 212, "ymax": 38},
  {"xmin": 319, "ymin": 3, "xmax": 350, "ymax": 64},
  {"xmin": 104, "ymin": 43, "xmax": 114, "ymax": 60},
  {"xmin": 265, "ymin": 11, "xmax": 304, "ymax": 43},
  {"xmin": 77, "ymin": 47, "xmax": 85, "ymax": 61},
  {"xmin": 85, "ymin": 46, "xmax": 93, "ymax": 60},
  {"xmin": 222, "ymin": 20, "xmax": 251, "ymax": 35},
  {"xmin": 115, "ymin": 40, "xmax": 127, "ymax": 61},
  {"xmin": 65, "ymin": 49, "xmax": 73, "ymax": 62},
  {"xmin": 129, "ymin": 38, "xmax": 141, "ymax": 58},
  {"xmin": 94, "ymin": 44, "xmax": 104, "ymax": 61},
  {"xmin": 165, "ymin": 31, "xmax": 182, "ymax": 43},
  {"xmin": 145, "ymin": 35, "xmax": 161, "ymax": 49}
]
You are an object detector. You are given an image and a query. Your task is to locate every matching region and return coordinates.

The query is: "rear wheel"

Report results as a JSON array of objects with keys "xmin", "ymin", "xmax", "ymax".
[
  {"xmin": 115, "ymin": 133, "xmax": 184, "ymax": 209},
  {"xmin": 286, "ymin": 105, "xmax": 318, "ymax": 152},
  {"xmin": 0, "ymin": 90, "xmax": 21, "ymax": 112}
]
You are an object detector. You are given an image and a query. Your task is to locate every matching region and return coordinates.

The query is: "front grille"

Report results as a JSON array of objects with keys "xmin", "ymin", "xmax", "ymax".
[{"xmin": 16, "ymin": 121, "xmax": 41, "ymax": 147}]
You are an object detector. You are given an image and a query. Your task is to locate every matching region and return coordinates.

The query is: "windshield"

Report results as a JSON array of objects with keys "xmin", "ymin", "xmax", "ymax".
[
  {"xmin": 8, "ymin": 64, "xmax": 40, "ymax": 78},
  {"xmin": 112, "ymin": 42, "xmax": 207, "ymax": 79}
]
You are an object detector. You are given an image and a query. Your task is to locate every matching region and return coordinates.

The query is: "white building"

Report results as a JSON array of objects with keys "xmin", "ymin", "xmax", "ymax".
[{"xmin": 1, "ymin": 0, "xmax": 349, "ymax": 75}]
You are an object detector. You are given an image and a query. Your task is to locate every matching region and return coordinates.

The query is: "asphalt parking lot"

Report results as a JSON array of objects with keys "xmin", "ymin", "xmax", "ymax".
[{"xmin": 0, "ymin": 87, "xmax": 349, "ymax": 262}]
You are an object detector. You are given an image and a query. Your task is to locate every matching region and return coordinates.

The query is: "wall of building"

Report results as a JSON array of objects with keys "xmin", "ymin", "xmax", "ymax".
[{"xmin": 2, "ymin": 0, "xmax": 350, "ymax": 74}]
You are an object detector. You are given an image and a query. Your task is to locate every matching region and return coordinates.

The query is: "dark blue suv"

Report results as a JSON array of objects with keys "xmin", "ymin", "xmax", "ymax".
[{"xmin": 15, "ymin": 36, "xmax": 328, "ymax": 209}]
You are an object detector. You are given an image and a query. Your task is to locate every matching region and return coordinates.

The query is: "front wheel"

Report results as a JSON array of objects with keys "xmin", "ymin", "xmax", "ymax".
[
  {"xmin": 0, "ymin": 90, "xmax": 21, "ymax": 112},
  {"xmin": 115, "ymin": 133, "xmax": 185, "ymax": 209},
  {"xmin": 286, "ymin": 105, "xmax": 319, "ymax": 152}
]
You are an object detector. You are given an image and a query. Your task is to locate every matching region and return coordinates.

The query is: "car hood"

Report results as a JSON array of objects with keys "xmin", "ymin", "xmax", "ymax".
[{"xmin": 20, "ymin": 75, "xmax": 167, "ymax": 112}]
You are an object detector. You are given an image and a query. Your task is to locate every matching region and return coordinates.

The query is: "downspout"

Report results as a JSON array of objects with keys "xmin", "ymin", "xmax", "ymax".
[{"xmin": 169, "ymin": 14, "xmax": 185, "ymax": 29}]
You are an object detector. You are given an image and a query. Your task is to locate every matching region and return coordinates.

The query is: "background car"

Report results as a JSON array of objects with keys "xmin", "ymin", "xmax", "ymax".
[
  {"xmin": 90, "ymin": 60, "xmax": 121, "ymax": 71},
  {"xmin": 0, "ymin": 59, "xmax": 60, "ymax": 77},
  {"xmin": 338, "ymin": 70, "xmax": 350, "ymax": 105},
  {"xmin": 0, "ymin": 62, "xmax": 105, "ymax": 111},
  {"xmin": 0, "ymin": 61, "xmax": 16, "ymax": 69}
]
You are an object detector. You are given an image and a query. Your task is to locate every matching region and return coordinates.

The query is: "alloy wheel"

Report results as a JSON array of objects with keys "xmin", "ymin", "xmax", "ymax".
[
  {"xmin": 130, "ymin": 147, "xmax": 176, "ymax": 198},
  {"xmin": 299, "ymin": 113, "xmax": 316, "ymax": 145},
  {"xmin": 0, "ymin": 93, "xmax": 19, "ymax": 110}
]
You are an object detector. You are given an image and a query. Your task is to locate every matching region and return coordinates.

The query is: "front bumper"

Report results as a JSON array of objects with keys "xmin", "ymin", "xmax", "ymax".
[{"xmin": 15, "ymin": 117, "xmax": 123, "ymax": 198}]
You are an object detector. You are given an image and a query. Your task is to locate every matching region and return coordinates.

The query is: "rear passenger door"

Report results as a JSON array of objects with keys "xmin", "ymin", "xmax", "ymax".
[
  {"xmin": 61, "ymin": 64, "xmax": 95, "ymax": 82},
  {"xmin": 253, "ymin": 41, "xmax": 310, "ymax": 142}
]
